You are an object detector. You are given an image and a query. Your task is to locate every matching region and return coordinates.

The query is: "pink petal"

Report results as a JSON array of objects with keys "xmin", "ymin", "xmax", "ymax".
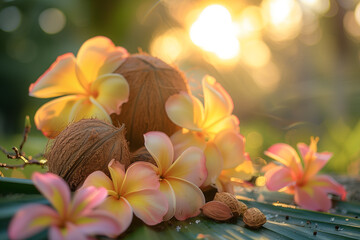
[
  {"xmin": 8, "ymin": 204, "xmax": 58, "ymax": 240},
  {"xmin": 165, "ymin": 92, "xmax": 204, "ymax": 131},
  {"xmin": 32, "ymin": 172, "xmax": 70, "ymax": 219},
  {"xmin": 70, "ymin": 186, "xmax": 108, "ymax": 216},
  {"xmin": 49, "ymin": 226, "xmax": 67, "ymax": 240},
  {"xmin": 202, "ymin": 75, "xmax": 234, "ymax": 129},
  {"xmin": 108, "ymin": 159, "xmax": 126, "ymax": 193},
  {"xmin": 97, "ymin": 46, "xmax": 129, "ymax": 76},
  {"xmin": 164, "ymin": 147, "xmax": 207, "ymax": 187},
  {"xmin": 166, "ymin": 177, "xmax": 205, "ymax": 221},
  {"xmin": 144, "ymin": 131, "xmax": 174, "ymax": 174},
  {"xmin": 294, "ymin": 185, "xmax": 332, "ymax": 211},
  {"xmin": 76, "ymin": 36, "xmax": 117, "ymax": 86},
  {"xmin": 202, "ymin": 141, "xmax": 223, "ymax": 187},
  {"xmin": 310, "ymin": 175, "xmax": 346, "ymax": 200},
  {"xmin": 68, "ymin": 96, "xmax": 112, "ymax": 123},
  {"xmin": 170, "ymin": 130, "xmax": 206, "ymax": 160},
  {"xmin": 159, "ymin": 179, "xmax": 176, "ymax": 221},
  {"xmin": 125, "ymin": 189, "xmax": 168, "ymax": 225},
  {"xmin": 99, "ymin": 196, "xmax": 133, "ymax": 235},
  {"xmin": 214, "ymin": 130, "xmax": 245, "ymax": 169},
  {"xmin": 265, "ymin": 143, "xmax": 303, "ymax": 177},
  {"xmin": 265, "ymin": 166, "xmax": 294, "ymax": 191},
  {"xmin": 29, "ymin": 53, "xmax": 85, "ymax": 98},
  {"xmin": 91, "ymin": 73, "xmax": 129, "ymax": 115},
  {"xmin": 204, "ymin": 115, "xmax": 240, "ymax": 139},
  {"xmin": 34, "ymin": 95, "xmax": 80, "ymax": 138},
  {"xmin": 121, "ymin": 161, "xmax": 159, "ymax": 196},
  {"xmin": 73, "ymin": 210, "xmax": 122, "ymax": 238},
  {"xmin": 81, "ymin": 171, "xmax": 114, "ymax": 192},
  {"xmin": 49, "ymin": 224, "xmax": 88, "ymax": 240}
]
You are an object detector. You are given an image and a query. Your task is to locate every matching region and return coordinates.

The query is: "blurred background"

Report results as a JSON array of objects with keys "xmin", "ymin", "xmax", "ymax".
[{"xmin": 0, "ymin": 0, "xmax": 359, "ymax": 178}]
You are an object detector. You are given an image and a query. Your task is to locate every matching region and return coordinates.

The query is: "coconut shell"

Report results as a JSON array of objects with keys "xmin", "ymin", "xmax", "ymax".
[
  {"xmin": 111, "ymin": 53, "xmax": 189, "ymax": 151},
  {"xmin": 130, "ymin": 146, "xmax": 156, "ymax": 166},
  {"xmin": 46, "ymin": 119, "xmax": 130, "ymax": 190}
]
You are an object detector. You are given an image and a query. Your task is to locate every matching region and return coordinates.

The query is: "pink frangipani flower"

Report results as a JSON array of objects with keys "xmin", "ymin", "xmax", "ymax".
[
  {"xmin": 264, "ymin": 137, "xmax": 346, "ymax": 211},
  {"xmin": 144, "ymin": 131, "xmax": 207, "ymax": 220},
  {"xmin": 8, "ymin": 172, "xmax": 121, "ymax": 240},
  {"xmin": 81, "ymin": 159, "xmax": 168, "ymax": 235}
]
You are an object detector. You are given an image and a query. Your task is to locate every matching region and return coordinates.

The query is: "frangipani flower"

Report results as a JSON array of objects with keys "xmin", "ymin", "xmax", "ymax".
[
  {"xmin": 82, "ymin": 159, "xmax": 168, "ymax": 235},
  {"xmin": 264, "ymin": 137, "xmax": 346, "ymax": 211},
  {"xmin": 144, "ymin": 131, "xmax": 207, "ymax": 220},
  {"xmin": 30, "ymin": 36, "xmax": 129, "ymax": 138},
  {"xmin": 8, "ymin": 172, "xmax": 120, "ymax": 240},
  {"xmin": 165, "ymin": 75, "xmax": 245, "ymax": 187}
]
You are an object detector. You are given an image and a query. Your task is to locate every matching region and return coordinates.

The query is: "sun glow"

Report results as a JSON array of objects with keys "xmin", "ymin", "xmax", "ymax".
[{"xmin": 190, "ymin": 5, "xmax": 240, "ymax": 60}]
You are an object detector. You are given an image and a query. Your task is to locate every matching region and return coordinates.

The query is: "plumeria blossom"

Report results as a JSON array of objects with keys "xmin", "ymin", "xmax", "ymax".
[
  {"xmin": 29, "ymin": 36, "xmax": 129, "ymax": 138},
  {"xmin": 144, "ymin": 131, "xmax": 207, "ymax": 220},
  {"xmin": 8, "ymin": 172, "xmax": 121, "ymax": 240},
  {"xmin": 81, "ymin": 159, "xmax": 168, "ymax": 235},
  {"xmin": 165, "ymin": 75, "xmax": 246, "ymax": 187},
  {"xmin": 264, "ymin": 137, "xmax": 346, "ymax": 211}
]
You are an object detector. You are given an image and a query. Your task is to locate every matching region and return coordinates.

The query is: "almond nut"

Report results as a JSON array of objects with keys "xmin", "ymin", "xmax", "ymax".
[
  {"xmin": 214, "ymin": 192, "xmax": 248, "ymax": 217},
  {"xmin": 201, "ymin": 201, "xmax": 233, "ymax": 221},
  {"xmin": 243, "ymin": 207, "xmax": 267, "ymax": 229}
]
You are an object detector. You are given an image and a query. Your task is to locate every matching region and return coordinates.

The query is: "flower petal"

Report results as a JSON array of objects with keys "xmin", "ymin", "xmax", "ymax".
[
  {"xmin": 159, "ymin": 179, "xmax": 176, "ymax": 221},
  {"xmin": 309, "ymin": 175, "xmax": 346, "ymax": 200},
  {"xmin": 164, "ymin": 147, "xmax": 207, "ymax": 187},
  {"xmin": 34, "ymin": 95, "xmax": 80, "ymax": 138},
  {"xmin": 265, "ymin": 143, "xmax": 303, "ymax": 178},
  {"xmin": 91, "ymin": 73, "xmax": 129, "ymax": 115},
  {"xmin": 70, "ymin": 186, "xmax": 108, "ymax": 216},
  {"xmin": 202, "ymin": 141, "xmax": 223, "ymax": 187},
  {"xmin": 74, "ymin": 210, "xmax": 122, "ymax": 238},
  {"xmin": 214, "ymin": 130, "xmax": 245, "ymax": 169},
  {"xmin": 97, "ymin": 46, "xmax": 129, "ymax": 76},
  {"xmin": 170, "ymin": 130, "xmax": 206, "ymax": 159},
  {"xmin": 50, "ymin": 224, "xmax": 88, "ymax": 240},
  {"xmin": 125, "ymin": 189, "xmax": 168, "ymax": 225},
  {"xmin": 220, "ymin": 158, "xmax": 255, "ymax": 183},
  {"xmin": 205, "ymin": 115, "xmax": 240, "ymax": 139},
  {"xmin": 202, "ymin": 75, "xmax": 233, "ymax": 129},
  {"xmin": 99, "ymin": 196, "xmax": 133, "ymax": 235},
  {"xmin": 294, "ymin": 185, "xmax": 331, "ymax": 211},
  {"xmin": 108, "ymin": 159, "xmax": 125, "ymax": 194},
  {"xmin": 32, "ymin": 172, "xmax": 70, "ymax": 218},
  {"xmin": 29, "ymin": 53, "xmax": 85, "ymax": 98},
  {"xmin": 68, "ymin": 96, "xmax": 112, "ymax": 123},
  {"xmin": 265, "ymin": 166, "xmax": 294, "ymax": 191},
  {"xmin": 121, "ymin": 161, "xmax": 159, "ymax": 196},
  {"xmin": 166, "ymin": 177, "xmax": 205, "ymax": 220},
  {"xmin": 144, "ymin": 131, "xmax": 174, "ymax": 174},
  {"xmin": 76, "ymin": 36, "xmax": 117, "ymax": 86},
  {"xmin": 8, "ymin": 204, "xmax": 58, "ymax": 240},
  {"xmin": 165, "ymin": 92, "xmax": 204, "ymax": 131},
  {"xmin": 81, "ymin": 171, "xmax": 114, "ymax": 192}
]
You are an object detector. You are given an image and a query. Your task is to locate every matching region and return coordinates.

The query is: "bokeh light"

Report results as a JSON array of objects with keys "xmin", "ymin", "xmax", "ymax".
[
  {"xmin": 0, "ymin": 6, "xmax": 21, "ymax": 32},
  {"xmin": 190, "ymin": 4, "xmax": 240, "ymax": 59},
  {"xmin": 300, "ymin": 0, "xmax": 331, "ymax": 15},
  {"xmin": 241, "ymin": 40, "xmax": 271, "ymax": 68},
  {"xmin": 38, "ymin": 8, "xmax": 66, "ymax": 34}
]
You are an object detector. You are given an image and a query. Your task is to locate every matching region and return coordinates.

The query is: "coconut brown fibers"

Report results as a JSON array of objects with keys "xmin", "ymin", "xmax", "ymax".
[
  {"xmin": 111, "ymin": 53, "xmax": 189, "ymax": 151},
  {"xmin": 46, "ymin": 119, "xmax": 130, "ymax": 190}
]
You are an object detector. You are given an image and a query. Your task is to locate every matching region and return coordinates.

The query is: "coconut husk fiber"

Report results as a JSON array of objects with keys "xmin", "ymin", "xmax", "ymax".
[
  {"xmin": 46, "ymin": 119, "xmax": 130, "ymax": 190},
  {"xmin": 112, "ymin": 53, "xmax": 190, "ymax": 151}
]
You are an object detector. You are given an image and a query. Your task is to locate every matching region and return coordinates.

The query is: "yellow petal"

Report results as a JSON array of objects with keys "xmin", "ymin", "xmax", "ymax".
[
  {"xmin": 29, "ymin": 53, "xmax": 85, "ymax": 98},
  {"xmin": 34, "ymin": 95, "xmax": 80, "ymax": 138},
  {"xmin": 204, "ymin": 115, "xmax": 239, "ymax": 139},
  {"xmin": 108, "ymin": 159, "xmax": 125, "ymax": 194},
  {"xmin": 165, "ymin": 92, "xmax": 204, "ymax": 131},
  {"xmin": 144, "ymin": 132, "xmax": 174, "ymax": 174},
  {"xmin": 159, "ymin": 179, "xmax": 176, "ymax": 221},
  {"xmin": 97, "ymin": 47, "xmax": 129, "ymax": 76},
  {"xmin": 202, "ymin": 141, "xmax": 223, "ymax": 187},
  {"xmin": 76, "ymin": 36, "xmax": 117, "ymax": 86},
  {"xmin": 68, "ymin": 96, "xmax": 112, "ymax": 123},
  {"xmin": 91, "ymin": 73, "xmax": 129, "ymax": 115},
  {"xmin": 81, "ymin": 171, "xmax": 114, "ymax": 192},
  {"xmin": 202, "ymin": 75, "xmax": 234, "ymax": 129},
  {"xmin": 170, "ymin": 130, "xmax": 206, "ymax": 160},
  {"xmin": 166, "ymin": 177, "xmax": 205, "ymax": 220},
  {"xmin": 214, "ymin": 130, "xmax": 245, "ymax": 169}
]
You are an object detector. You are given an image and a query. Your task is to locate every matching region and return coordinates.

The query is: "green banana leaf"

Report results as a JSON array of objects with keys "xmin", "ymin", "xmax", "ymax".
[{"xmin": 0, "ymin": 177, "xmax": 359, "ymax": 240}]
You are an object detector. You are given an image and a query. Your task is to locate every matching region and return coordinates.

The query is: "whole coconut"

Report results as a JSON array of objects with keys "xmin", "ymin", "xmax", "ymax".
[
  {"xmin": 46, "ymin": 119, "xmax": 130, "ymax": 190},
  {"xmin": 111, "ymin": 53, "xmax": 189, "ymax": 151}
]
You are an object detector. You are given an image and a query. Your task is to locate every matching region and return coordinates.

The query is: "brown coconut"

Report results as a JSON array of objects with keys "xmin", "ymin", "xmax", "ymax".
[
  {"xmin": 46, "ymin": 119, "xmax": 131, "ymax": 190},
  {"xmin": 111, "ymin": 53, "xmax": 189, "ymax": 151}
]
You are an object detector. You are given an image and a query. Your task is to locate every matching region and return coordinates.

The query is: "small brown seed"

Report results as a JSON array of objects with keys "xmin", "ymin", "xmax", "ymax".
[
  {"xmin": 243, "ymin": 208, "xmax": 267, "ymax": 229},
  {"xmin": 201, "ymin": 201, "xmax": 233, "ymax": 221},
  {"xmin": 214, "ymin": 192, "xmax": 247, "ymax": 217}
]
